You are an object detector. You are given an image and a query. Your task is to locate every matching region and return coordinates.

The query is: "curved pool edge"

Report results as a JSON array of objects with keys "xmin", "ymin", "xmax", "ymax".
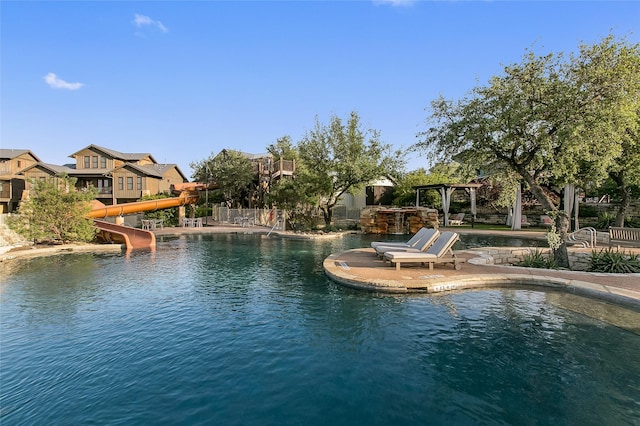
[{"xmin": 324, "ymin": 248, "xmax": 640, "ymax": 310}]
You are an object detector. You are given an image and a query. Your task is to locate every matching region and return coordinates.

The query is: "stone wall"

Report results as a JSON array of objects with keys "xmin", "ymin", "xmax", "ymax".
[
  {"xmin": 469, "ymin": 247, "xmax": 596, "ymax": 271},
  {"xmin": 361, "ymin": 207, "xmax": 439, "ymax": 234}
]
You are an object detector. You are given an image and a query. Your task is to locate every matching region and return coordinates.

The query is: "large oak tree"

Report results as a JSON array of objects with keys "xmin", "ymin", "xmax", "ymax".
[{"xmin": 414, "ymin": 35, "xmax": 639, "ymax": 267}]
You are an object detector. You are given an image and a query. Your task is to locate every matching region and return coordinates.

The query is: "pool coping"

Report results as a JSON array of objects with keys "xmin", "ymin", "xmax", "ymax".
[{"xmin": 323, "ymin": 247, "xmax": 640, "ymax": 310}]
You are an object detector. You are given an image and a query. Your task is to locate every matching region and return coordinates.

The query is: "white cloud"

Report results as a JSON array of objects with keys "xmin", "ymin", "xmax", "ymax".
[
  {"xmin": 133, "ymin": 13, "xmax": 168, "ymax": 33},
  {"xmin": 43, "ymin": 73, "xmax": 84, "ymax": 90}
]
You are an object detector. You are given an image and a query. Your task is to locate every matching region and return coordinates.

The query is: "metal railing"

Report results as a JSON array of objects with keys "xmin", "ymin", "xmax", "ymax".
[{"xmin": 567, "ymin": 227, "xmax": 597, "ymax": 248}]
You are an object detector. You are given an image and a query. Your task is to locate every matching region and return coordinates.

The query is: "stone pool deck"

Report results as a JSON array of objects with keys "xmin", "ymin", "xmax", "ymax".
[{"xmin": 324, "ymin": 243, "xmax": 640, "ymax": 309}]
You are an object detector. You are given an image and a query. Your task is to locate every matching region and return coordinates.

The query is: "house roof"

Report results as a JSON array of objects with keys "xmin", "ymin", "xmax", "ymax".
[
  {"xmin": 69, "ymin": 144, "xmax": 157, "ymax": 163},
  {"xmin": 18, "ymin": 162, "xmax": 77, "ymax": 175},
  {"xmin": 220, "ymin": 149, "xmax": 272, "ymax": 160},
  {"xmin": 413, "ymin": 183, "xmax": 483, "ymax": 191},
  {"xmin": 0, "ymin": 149, "xmax": 42, "ymax": 162},
  {"xmin": 113, "ymin": 163, "xmax": 188, "ymax": 181}
]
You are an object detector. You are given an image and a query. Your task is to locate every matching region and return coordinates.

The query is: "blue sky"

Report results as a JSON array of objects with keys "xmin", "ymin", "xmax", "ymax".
[{"xmin": 2, "ymin": 1, "xmax": 638, "ymax": 179}]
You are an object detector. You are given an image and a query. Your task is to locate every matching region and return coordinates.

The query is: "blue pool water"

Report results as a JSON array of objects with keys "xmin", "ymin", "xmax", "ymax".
[{"xmin": 1, "ymin": 233, "xmax": 639, "ymax": 425}]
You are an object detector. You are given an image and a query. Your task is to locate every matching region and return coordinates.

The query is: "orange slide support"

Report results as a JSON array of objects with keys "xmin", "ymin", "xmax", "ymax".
[{"xmin": 89, "ymin": 191, "xmax": 199, "ymax": 251}]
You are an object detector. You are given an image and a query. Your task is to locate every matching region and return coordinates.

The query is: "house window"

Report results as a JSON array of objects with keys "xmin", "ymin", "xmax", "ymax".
[
  {"xmin": 92, "ymin": 156, "xmax": 98, "ymax": 168},
  {"xmin": 127, "ymin": 177, "xmax": 133, "ymax": 190},
  {"xmin": 118, "ymin": 177, "xmax": 124, "ymax": 190},
  {"xmin": 101, "ymin": 156, "xmax": 107, "ymax": 168},
  {"xmin": 137, "ymin": 177, "xmax": 142, "ymax": 190},
  {"xmin": 16, "ymin": 160, "xmax": 22, "ymax": 168},
  {"xmin": 84, "ymin": 156, "xmax": 90, "ymax": 168}
]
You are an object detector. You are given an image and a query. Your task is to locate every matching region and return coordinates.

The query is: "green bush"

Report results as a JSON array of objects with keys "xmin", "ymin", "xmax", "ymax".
[
  {"xmin": 625, "ymin": 216, "xmax": 640, "ymax": 228},
  {"xmin": 578, "ymin": 204, "xmax": 599, "ymax": 218},
  {"xmin": 588, "ymin": 248, "xmax": 640, "ymax": 273},
  {"xmin": 594, "ymin": 212, "xmax": 616, "ymax": 230},
  {"xmin": 8, "ymin": 175, "xmax": 98, "ymax": 244},
  {"xmin": 518, "ymin": 249, "xmax": 557, "ymax": 269},
  {"xmin": 139, "ymin": 194, "xmax": 179, "ymax": 227}
]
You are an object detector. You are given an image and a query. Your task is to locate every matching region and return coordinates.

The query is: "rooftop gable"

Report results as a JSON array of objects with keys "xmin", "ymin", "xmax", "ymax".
[
  {"xmin": 113, "ymin": 163, "xmax": 188, "ymax": 181},
  {"xmin": 69, "ymin": 144, "xmax": 157, "ymax": 163},
  {"xmin": 0, "ymin": 149, "xmax": 42, "ymax": 162},
  {"xmin": 19, "ymin": 162, "xmax": 76, "ymax": 175}
]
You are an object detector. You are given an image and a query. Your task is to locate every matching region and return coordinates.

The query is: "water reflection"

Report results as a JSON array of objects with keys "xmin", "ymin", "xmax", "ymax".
[{"xmin": 2, "ymin": 234, "xmax": 639, "ymax": 425}]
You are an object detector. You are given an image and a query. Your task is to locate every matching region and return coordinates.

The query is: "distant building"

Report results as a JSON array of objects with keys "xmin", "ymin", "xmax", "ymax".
[
  {"xmin": 18, "ymin": 144, "xmax": 188, "ymax": 205},
  {"xmin": 0, "ymin": 149, "xmax": 41, "ymax": 213},
  {"xmin": 215, "ymin": 149, "xmax": 296, "ymax": 207},
  {"xmin": 338, "ymin": 177, "xmax": 396, "ymax": 210}
]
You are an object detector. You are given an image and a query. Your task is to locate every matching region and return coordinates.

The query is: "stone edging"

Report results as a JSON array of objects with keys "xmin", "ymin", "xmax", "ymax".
[
  {"xmin": 1, "ymin": 243, "xmax": 124, "ymax": 262},
  {"xmin": 323, "ymin": 248, "xmax": 640, "ymax": 310}
]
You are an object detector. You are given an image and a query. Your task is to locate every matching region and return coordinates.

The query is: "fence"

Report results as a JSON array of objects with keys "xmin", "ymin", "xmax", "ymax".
[{"xmin": 209, "ymin": 205, "xmax": 363, "ymax": 230}]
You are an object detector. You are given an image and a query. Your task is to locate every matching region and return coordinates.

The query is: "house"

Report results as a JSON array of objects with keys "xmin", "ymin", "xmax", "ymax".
[
  {"xmin": 338, "ymin": 177, "xmax": 396, "ymax": 209},
  {"xmin": 234, "ymin": 150, "xmax": 295, "ymax": 182},
  {"xmin": 0, "ymin": 149, "xmax": 41, "ymax": 213},
  {"xmin": 19, "ymin": 144, "xmax": 188, "ymax": 205},
  {"xmin": 212, "ymin": 150, "xmax": 295, "ymax": 207}
]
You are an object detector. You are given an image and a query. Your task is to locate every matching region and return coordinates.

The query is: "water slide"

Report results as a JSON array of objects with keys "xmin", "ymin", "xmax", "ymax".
[{"xmin": 90, "ymin": 191, "xmax": 199, "ymax": 251}]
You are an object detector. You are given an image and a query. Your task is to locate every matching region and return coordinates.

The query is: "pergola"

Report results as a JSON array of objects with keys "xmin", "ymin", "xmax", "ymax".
[{"xmin": 413, "ymin": 183, "xmax": 483, "ymax": 227}]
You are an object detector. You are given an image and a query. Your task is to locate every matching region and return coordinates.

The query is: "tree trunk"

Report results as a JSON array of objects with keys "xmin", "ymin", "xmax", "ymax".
[
  {"xmin": 517, "ymin": 169, "xmax": 571, "ymax": 269},
  {"xmin": 322, "ymin": 206, "xmax": 333, "ymax": 228},
  {"xmin": 553, "ymin": 214, "xmax": 571, "ymax": 268},
  {"xmin": 611, "ymin": 172, "xmax": 629, "ymax": 227}
]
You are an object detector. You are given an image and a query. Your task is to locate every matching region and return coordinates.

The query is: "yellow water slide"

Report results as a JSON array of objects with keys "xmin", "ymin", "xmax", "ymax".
[
  {"xmin": 87, "ymin": 192, "xmax": 199, "ymax": 219},
  {"xmin": 89, "ymin": 190, "xmax": 199, "ymax": 250}
]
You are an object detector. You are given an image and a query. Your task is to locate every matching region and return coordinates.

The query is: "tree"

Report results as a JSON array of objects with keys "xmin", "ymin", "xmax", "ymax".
[
  {"xmin": 566, "ymin": 35, "xmax": 640, "ymax": 226},
  {"xmin": 267, "ymin": 135, "xmax": 299, "ymax": 163},
  {"xmin": 297, "ymin": 111, "xmax": 405, "ymax": 227},
  {"xmin": 415, "ymin": 35, "xmax": 639, "ymax": 268},
  {"xmin": 140, "ymin": 193, "xmax": 179, "ymax": 227},
  {"xmin": 9, "ymin": 175, "xmax": 98, "ymax": 243},
  {"xmin": 191, "ymin": 149, "xmax": 254, "ymax": 208}
]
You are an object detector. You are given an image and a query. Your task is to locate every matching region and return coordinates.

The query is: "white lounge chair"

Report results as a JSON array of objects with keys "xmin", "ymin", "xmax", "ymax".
[
  {"xmin": 370, "ymin": 227, "xmax": 430, "ymax": 249},
  {"xmin": 375, "ymin": 228, "xmax": 440, "ymax": 258},
  {"xmin": 384, "ymin": 231, "xmax": 461, "ymax": 271},
  {"xmin": 449, "ymin": 213, "xmax": 465, "ymax": 226}
]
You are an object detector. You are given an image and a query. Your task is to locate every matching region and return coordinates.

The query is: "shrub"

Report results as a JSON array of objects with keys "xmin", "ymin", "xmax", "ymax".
[
  {"xmin": 594, "ymin": 212, "xmax": 616, "ymax": 230},
  {"xmin": 588, "ymin": 248, "xmax": 640, "ymax": 273},
  {"xmin": 139, "ymin": 194, "xmax": 179, "ymax": 227},
  {"xmin": 578, "ymin": 204, "xmax": 599, "ymax": 218},
  {"xmin": 625, "ymin": 216, "xmax": 640, "ymax": 228},
  {"xmin": 518, "ymin": 249, "xmax": 557, "ymax": 269},
  {"xmin": 8, "ymin": 175, "xmax": 97, "ymax": 244}
]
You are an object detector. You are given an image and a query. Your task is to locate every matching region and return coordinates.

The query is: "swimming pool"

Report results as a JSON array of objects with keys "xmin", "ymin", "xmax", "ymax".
[{"xmin": 1, "ymin": 233, "xmax": 638, "ymax": 425}]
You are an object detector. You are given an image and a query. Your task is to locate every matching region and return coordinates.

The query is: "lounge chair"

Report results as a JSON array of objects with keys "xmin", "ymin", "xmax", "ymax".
[
  {"xmin": 384, "ymin": 231, "xmax": 461, "ymax": 271},
  {"xmin": 449, "ymin": 213, "xmax": 465, "ymax": 226},
  {"xmin": 371, "ymin": 227, "xmax": 429, "ymax": 249},
  {"xmin": 521, "ymin": 215, "xmax": 531, "ymax": 227},
  {"xmin": 374, "ymin": 228, "xmax": 440, "ymax": 258},
  {"xmin": 540, "ymin": 215, "xmax": 553, "ymax": 228}
]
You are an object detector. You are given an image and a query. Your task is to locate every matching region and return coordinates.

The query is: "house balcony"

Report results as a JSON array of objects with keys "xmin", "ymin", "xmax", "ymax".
[{"xmin": 271, "ymin": 159, "xmax": 295, "ymax": 179}]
